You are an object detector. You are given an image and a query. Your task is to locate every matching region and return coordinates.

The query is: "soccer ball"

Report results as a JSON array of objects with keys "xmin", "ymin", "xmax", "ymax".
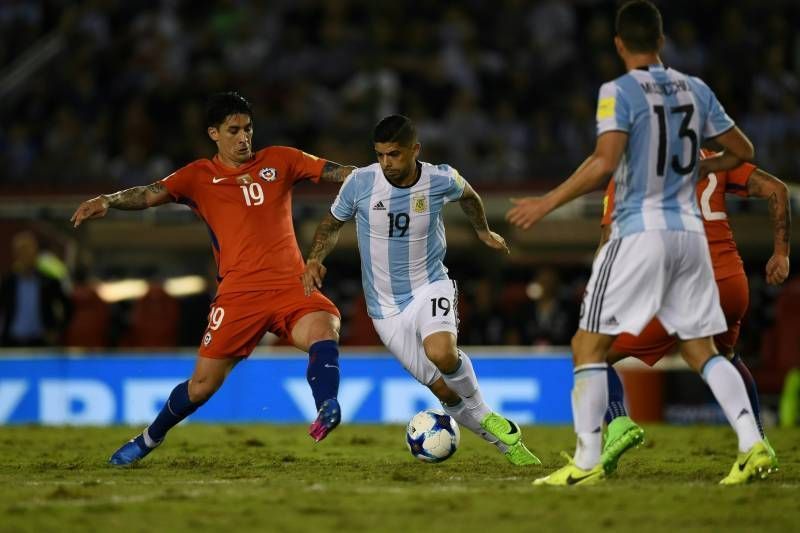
[{"xmin": 405, "ymin": 409, "xmax": 460, "ymax": 463}]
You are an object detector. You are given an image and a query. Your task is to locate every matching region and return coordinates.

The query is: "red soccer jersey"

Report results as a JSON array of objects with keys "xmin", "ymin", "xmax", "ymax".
[
  {"xmin": 161, "ymin": 146, "xmax": 327, "ymax": 295},
  {"xmin": 602, "ymin": 149, "xmax": 756, "ymax": 281}
]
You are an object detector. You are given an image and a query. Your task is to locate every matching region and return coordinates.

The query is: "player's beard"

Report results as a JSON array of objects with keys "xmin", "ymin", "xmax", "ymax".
[{"xmin": 385, "ymin": 164, "xmax": 411, "ymax": 181}]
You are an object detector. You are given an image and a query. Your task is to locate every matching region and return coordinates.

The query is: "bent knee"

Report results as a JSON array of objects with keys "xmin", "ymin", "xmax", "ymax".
[
  {"xmin": 302, "ymin": 314, "xmax": 341, "ymax": 345},
  {"xmin": 427, "ymin": 349, "xmax": 459, "ymax": 373},
  {"xmin": 571, "ymin": 330, "xmax": 612, "ymax": 365}
]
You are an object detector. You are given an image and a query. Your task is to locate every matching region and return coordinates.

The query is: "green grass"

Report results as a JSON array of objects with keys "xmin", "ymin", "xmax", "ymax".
[{"xmin": 0, "ymin": 424, "xmax": 797, "ymax": 533}]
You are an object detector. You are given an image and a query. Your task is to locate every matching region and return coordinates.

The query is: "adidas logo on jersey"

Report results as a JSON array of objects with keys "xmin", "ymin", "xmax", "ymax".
[
  {"xmin": 372, "ymin": 201, "xmax": 386, "ymax": 210},
  {"xmin": 605, "ymin": 316, "xmax": 619, "ymax": 326}
]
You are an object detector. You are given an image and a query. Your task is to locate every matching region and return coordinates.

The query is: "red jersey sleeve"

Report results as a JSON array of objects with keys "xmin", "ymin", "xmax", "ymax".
[
  {"xmin": 276, "ymin": 146, "xmax": 327, "ymax": 184},
  {"xmin": 724, "ymin": 161, "xmax": 756, "ymax": 198},
  {"xmin": 601, "ymin": 179, "xmax": 616, "ymax": 226},
  {"xmin": 160, "ymin": 163, "xmax": 198, "ymax": 202}
]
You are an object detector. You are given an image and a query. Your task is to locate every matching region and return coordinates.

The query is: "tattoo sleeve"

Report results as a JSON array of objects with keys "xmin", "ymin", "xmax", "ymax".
[
  {"xmin": 767, "ymin": 191, "xmax": 791, "ymax": 255},
  {"xmin": 103, "ymin": 182, "xmax": 167, "ymax": 210},
  {"xmin": 459, "ymin": 188, "xmax": 490, "ymax": 233},
  {"xmin": 320, "ymin": 162, "xmax": 357, "ymax": 184},
  {"xmin": 307, "ymin": 213, "xmax": 346, "ymax": 262},
  {"xmin": 748, "ymin": 171, "xmax": 791, "ymax": 255}
]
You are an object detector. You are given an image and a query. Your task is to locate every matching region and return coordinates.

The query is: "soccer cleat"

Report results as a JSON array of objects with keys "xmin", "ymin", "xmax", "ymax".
[
  {"xmin": 533, "ymin": 452, "xmax": 605, "ymax": 486},
  {"xmin": 480, "ymin": 413, "xmax": 522, "ymax": 447},
  {"xmin": 763, "ymin": 437, "xmax": 779, "ymax": 473},
  {"xmin": 719, "ymin": 441, "xmax": 775, "ymax": 485},
  {"xmin": 600, "ymin": 415, "xmax": 645, "ymax": 473},
  {"xmin": 309, "ymin": 398, "xmax": 341, "ymax": 442},
  {"xmin": 108, "ymin": 433, "xmax": 158, "ymax": 466},
  {"xmin": 504, "ymin": 440, "xmax": 542, "ymax": 466}
]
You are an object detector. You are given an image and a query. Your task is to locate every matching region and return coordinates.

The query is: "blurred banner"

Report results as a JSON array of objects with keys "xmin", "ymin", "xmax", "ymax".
[{"xmin": 0, "ymin": 352, "xmax": 573, "ymax": 425}]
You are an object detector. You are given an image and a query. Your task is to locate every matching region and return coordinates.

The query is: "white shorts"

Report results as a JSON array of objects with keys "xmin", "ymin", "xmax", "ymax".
[
  {"xmin": 579, "ymin": 230, "xmax": 727, "ymax": 339},
  {"xmin": 372, "ymin": 279, "xmax": 459, "ymax": 386}
]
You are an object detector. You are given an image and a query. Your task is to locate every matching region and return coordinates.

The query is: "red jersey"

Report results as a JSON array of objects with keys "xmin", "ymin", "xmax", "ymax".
[
  {"xmin": 602, "ymin": 149, "xmax": 756, "ymax": 281},
  {"xmin": 161, "ymin": 146, "xmax": 326, "ymax": 295}
]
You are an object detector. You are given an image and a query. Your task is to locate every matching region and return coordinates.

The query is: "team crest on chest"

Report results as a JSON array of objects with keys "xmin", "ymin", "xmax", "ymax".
[
  {"xmin": 259, "ymin": 167, "xmax": 277, "ymax": 182},
  {"xmin": 412, "ymin": 195, "xmax": 427, "ymax": 213}
]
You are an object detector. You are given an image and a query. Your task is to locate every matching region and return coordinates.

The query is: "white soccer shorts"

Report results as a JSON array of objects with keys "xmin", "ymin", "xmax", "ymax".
[
  {"xmin": 579, "ymin": 230, "xmax": 727, "ymax": 339},
  {"xmin": 372, "ymin": 279, "xmax": 459, "ymax": 386}
]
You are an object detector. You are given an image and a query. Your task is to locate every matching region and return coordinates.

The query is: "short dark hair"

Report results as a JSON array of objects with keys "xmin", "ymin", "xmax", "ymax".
[
  {"xmin": 205, "ymin": 91, "xmax": 253, "ymax": 129},
  {"xmin": 372, "ymin": 114, "xmax": 417, "ymax": 146},
  {"xmin": 615, "ymin": 0, "xmax": 663, "ymax": 54}
]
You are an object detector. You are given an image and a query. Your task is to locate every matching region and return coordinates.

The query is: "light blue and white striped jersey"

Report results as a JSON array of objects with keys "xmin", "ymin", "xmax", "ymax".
[
  {"xmin": 330, "ymin": 161, "xmax": 465, "ymax": 319},
  {"xmin": 597, "ymin": 65, "xmax": 735, "ymax": 239}
]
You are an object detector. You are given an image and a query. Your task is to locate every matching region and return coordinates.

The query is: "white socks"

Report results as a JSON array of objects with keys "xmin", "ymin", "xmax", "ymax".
[
  {"xmin": 702, "ymin": 356, "xmax": 762, "ymax": 452},
  {"xmin": 441, "ymin": 400, "xmax": 508, "ymax": 453},
  {"xmin": 441, "ymin": 351, "xmax": 492, "ymax": 422},
  {"xmin": 572, "ymin": 363, "xmax": 608, "ymax": 470}
]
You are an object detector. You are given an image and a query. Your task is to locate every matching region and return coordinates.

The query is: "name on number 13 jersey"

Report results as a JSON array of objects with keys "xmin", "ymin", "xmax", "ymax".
[
  {"xmin": 330, "ymin": 162, "xmax": 465, "ymax": 319},
  {"xmin": 597, "ymin": 64, "xmax": 736, "ymax": 239}
]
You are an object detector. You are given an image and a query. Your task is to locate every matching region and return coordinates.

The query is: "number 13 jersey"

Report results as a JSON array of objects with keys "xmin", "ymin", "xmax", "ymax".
[
  {"xmin": 597, "ymin": 64, "xmax": 735, "ymax": 239},
  {"xmin": 603, "ymin": 149, "xmax": 756, "ymax": 282},
  {"xmin": 330, "ymin": 162, "xmax": 465, "ymax": 319}
]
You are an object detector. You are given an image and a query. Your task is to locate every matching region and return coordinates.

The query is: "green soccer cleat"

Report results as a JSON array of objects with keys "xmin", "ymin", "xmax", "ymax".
[
  {"xmin": 763, "ymin": 437, "xmax": 779, "ymax": 473},
  {"xmin": 600, "ymin": 415, "xmax": 645, "ymax": 473},
  {"xmin": 532, "ymin": 452, "xmax": 605, "ymax": 486},
  {"xmin": 480, "ymin": 413, "xmax": 522, "ymax": 447},
  {"xmin": 504, "ymin": 440, "xmax": 542, "ymax": 466},
  {"xmin": 719, "ymin": 441, "xmax": 775, "ymax": 485}
]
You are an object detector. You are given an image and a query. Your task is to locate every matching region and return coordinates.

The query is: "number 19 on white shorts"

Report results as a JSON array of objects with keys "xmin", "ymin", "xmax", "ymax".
[{"xmin": 372, "ymin": 279, "xmax": 459, "ymax": 386}]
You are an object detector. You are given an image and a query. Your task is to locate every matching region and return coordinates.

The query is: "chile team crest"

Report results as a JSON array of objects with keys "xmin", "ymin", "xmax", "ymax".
[{"xmin": 259, "ymin": 167, "xmax": 277, "ymax": 182}]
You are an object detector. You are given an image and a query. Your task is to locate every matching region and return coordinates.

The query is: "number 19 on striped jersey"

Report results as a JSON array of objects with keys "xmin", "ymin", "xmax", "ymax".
[{"xmin": 387, "ymin": 212, "xmax": 409, "ymax": 237}]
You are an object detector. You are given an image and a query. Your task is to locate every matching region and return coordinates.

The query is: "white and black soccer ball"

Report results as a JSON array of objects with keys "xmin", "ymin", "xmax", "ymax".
[{"xmin": 405, "ymin": 409, "xmax": 460, "ymax": 463}]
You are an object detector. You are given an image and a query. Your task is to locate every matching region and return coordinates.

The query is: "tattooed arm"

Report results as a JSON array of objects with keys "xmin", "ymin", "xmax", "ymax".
[
  {"xmin": 459, "ymin": 181, "xmax": 510, "ymax": 253},
  {"xmin": 302, "ymin": 212, "xmax": 347, "ymax": 295},
  {"xmin": 320, "ymin": 161, "xmax": 357, "ymax": 184},
  {"xmin": 746, "ymin": 168, "xmax": 791, "ymax": 284},
  {"xmin": 71, "ymin": 182, "xmax": 172, "ymax": 227}
]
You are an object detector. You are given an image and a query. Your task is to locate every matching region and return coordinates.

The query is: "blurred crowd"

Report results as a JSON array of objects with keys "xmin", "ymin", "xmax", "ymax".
[{"xmin": 1, "ymin": 0, "xmax": 799, "ymax": 192}]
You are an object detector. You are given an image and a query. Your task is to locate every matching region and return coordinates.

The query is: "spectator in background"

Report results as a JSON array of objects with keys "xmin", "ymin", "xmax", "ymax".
[{"xmin": 0, "ymin": 231, "xmax": 70, "ymax": 346}]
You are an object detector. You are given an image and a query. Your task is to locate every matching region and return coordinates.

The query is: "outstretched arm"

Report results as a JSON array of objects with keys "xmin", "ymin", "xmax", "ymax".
[
  {"xmin": 506, "ymin": 131, "xmax": 627, "ymax": 230},
  {"xmin": 303, "ymin": 212, "xmax": 347, "ymax": 295},
  {"xmin": 459, "ymin": 181, "xmax": 509, "ymax": 253},
  {"xmin": 700, "ymin": 126, "xmax": 755, "ymax": 176},
  {"xmin": 70, "ymin": 182, "xmax": 172, "ymax": 227},
  {"xmin": 746, "ymin": 168, "xmax": 791, "ymax": 284},
  {"xmin": 320, "ymin": 161, "xmax": 357, "ymax": 184}
]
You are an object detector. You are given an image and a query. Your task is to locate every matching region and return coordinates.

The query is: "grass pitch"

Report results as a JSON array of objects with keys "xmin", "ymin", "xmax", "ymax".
[{"xmin": 1, "ymin": 424, "xmax": 797, "ymax": 533}]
